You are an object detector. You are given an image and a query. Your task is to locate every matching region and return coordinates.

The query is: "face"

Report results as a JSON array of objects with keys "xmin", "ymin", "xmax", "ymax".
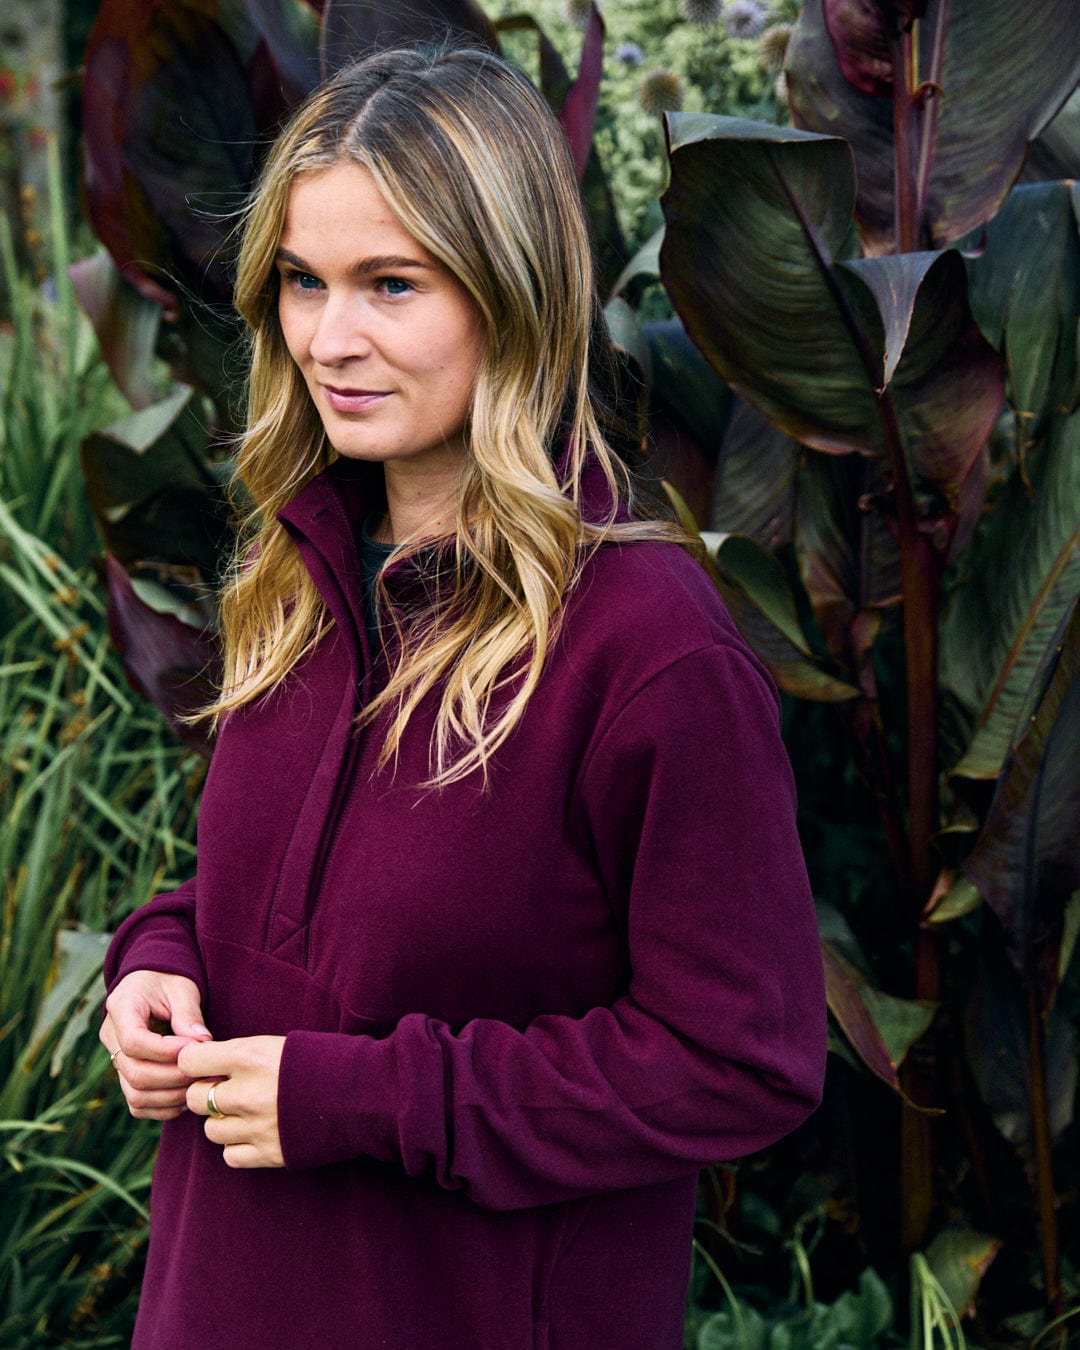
[{"xmin": 275, "ymin": 160, "xmax": 485, "ymax": 490}]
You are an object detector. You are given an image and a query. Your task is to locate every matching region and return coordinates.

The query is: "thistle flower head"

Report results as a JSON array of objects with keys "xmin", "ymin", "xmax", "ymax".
[
  {"xmin": 637, "ymin": 68, "xmax": 685, "ymax": 117},
  {"xmin": 679, "ymin": 0, "xmax": 725, "ymax": 25},
  {"xmin": 614, "ymin": 41, "xmax": 645, "ymax": 67},
  {"xmin": 725, "ymin": 0, "xmax": 769, "ymax": 39},
  {"xmin": 759, "ymin": 21, "xmax": 793, "ymax": 71}
]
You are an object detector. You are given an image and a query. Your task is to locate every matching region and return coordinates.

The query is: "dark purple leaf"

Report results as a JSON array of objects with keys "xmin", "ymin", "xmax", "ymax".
[
  {"xmin": 69, "ymin": 252, "xmax": 163, "ymax": 411},
  {"xmin": 106, "ymin": 555, "xmax": 220, "ymax": 757},
  {"xmin": 822, "ymin": 0, "xmax": 895, "ymax": 97},
  {"xmin": 963, "ymin": 602, "xmax": 1080, "ymax": 1012},
  {"xmin": 559, "ymin": 4, "xmax": 604, "ymax": 182},
  {"xmin": 788, "ymin": 0, "xmax": 1080, "ymax": 253},
  {"xmin": 319, "ymin": 0, "xmax": 498, "ymax": 78},
  {"xmin": 243, "ymin": 0, "xmax": 322, "ymax": 97}
]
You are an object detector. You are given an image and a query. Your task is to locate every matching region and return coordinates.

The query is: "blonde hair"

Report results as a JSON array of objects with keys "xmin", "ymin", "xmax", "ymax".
[{"xmin": 208, "ymin": 45, "xmax": 682, "ymax": 783}]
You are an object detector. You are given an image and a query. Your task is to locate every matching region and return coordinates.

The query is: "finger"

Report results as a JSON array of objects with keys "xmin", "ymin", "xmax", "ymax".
[
  {"xmin": 221, "ymin": 1143, "xmax": 265, "ymax": 1170},
  {"xmin": 186, "ymin": 1076, "xmax": 229, "ymax": 1118},
  {"xmin": 119, "ymin": 1057, "xmax": 194, "ymax": 1093},
  {"xmin": 123, "ymin": 1084, "xmax": 190, "ymax": 1117},
  {"xmin": 177, "ymin": 1039, "xmax": 240, "ymax": 1080},
  {"xmin": 112, "ymin": 1018, "xmax": 196, "ymax": 1065}
]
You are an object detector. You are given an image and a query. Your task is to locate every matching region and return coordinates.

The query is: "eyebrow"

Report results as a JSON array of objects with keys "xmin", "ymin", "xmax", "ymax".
[{"xmin": 275, "ymin": 248, "xmax": 432, "ymax": 277}]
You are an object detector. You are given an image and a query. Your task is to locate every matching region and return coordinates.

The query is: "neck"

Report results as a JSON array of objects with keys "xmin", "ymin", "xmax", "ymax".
[{"xmin": 381, "ymin": 457, "xmax": 463, "ymax": 546}]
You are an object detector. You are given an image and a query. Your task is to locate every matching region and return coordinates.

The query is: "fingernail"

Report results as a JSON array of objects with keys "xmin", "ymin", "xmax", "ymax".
[{"xmin": 192, "ymin": 1025, "xmax": 212, "ymax": 1038}]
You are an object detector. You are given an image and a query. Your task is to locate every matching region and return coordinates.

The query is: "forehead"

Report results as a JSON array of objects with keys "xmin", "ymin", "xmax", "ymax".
[{"xmin": 279, "ymin": 161, "xmax": 429, "ymax": 259}]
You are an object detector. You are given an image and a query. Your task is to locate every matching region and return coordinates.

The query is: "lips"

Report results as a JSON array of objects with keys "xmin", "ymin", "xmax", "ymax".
[{"xmin": 321, "ymin": 385, "xmax": 391, "ymax": 413}]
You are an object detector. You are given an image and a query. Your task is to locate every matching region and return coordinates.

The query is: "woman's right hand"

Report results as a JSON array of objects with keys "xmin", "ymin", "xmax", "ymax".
[{"xmin": 101, "ymin": 971, "xmax": 213, "ymax": 1120}]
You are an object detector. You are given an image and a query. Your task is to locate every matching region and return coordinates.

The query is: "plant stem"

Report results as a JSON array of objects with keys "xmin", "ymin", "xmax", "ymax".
[{"xmin": 1026, "ymin": 971, "xmax": 1062, "ymax": 1325}]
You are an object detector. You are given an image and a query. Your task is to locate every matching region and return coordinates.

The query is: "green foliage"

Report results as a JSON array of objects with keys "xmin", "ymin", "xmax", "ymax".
[
  {"xmin": 652, "ymin": 0, "xmax": 1080, "ymax": 1340},
  {"xmin": 0, "ymin": 148, "xmax": 202, "ymax": 1348}
]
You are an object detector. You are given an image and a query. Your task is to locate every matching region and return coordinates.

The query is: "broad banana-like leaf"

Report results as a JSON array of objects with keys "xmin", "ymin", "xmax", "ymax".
[
  {"xmin": 660, "ymin": 115, "xmax": 1003, "ymax": 504},
  {"xmin": 942, "ymin": 411, "xmax": 1080, "ymax": 781},
  {"xmin": 787, "ymin": 0, "xmax": 1080, "ymax": 254},
  {"xmin": 793, "ymin": 449, "xmax": 901, "ymax": 662},
  {"xmin": 710, "ymin": 397, "xmax": 797, "ymax": 552},
  {"xmin": 822, "ymin": 940, "xmax": 938, "ymax": 1101},
  {"xmin": 80, "ymin": 387, "xmax": 230, "ymax": 578},
  {"xmin": 963, "ymin": 602, "xmax": 1080, "ymax": 1012},
  {"xmin": 922, "ymin": 1226, "xmax": 1001, "ymax": 1320},
  {"xmin": 492, "ymin": 14, "xmax": 570, "ymax": 106},
  {"xmin": 319, "ymin": 0, "xmax": 498, "ymax": 77},
  {"xmin": 82, "ymin": 0, "xmax": 178, "ymax": 308},
  {"xmin": 106, "ymin": 556, "xmax": 220, "ymax": 756},
  {"xmin": 609, "ymin": 225, "xmax": 663, "ymax": 300},
  {"xmin": 87, "ymin": 1, "xmax": 265, "ymax": 303},
  {"xmin": 709, "ymin": 535, "xmax": 860, "ymax": 703},
  {"xmin": 244, "ymin": 0, "xmax": 322, "ymax": 97},
  {"xmin": 964, "ymin": 182, "xmax": 1080, "ymax": 436},
  {"xmin": 646, "ymin": 319, "xmax": 732, "ymax": 459},
  {"xmin": 966, "ymin": 944, "xmax": 1077, "ymax": 1156},
  {"xmin": 604, "ymin": 298, "xmax": 650, "ymax": 385},
  {"xmin": 559, "ymin": 4, "xmax": 604, "ymax": 183},
  {"xmin": 1024, "ymin": 87, "xmax": 1080, "ymax": 183},
  {"xmin": 119, "ymin": 7, "xmax": 258, "ymax": 305},
  {"xmin": 69, "ymin": 252, "xmax": 163, "ymax": 411}
]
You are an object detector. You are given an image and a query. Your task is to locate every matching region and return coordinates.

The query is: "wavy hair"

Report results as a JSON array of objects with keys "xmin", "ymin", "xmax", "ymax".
[{"xmin": 206, "ymin": 44, "xmax": 684, "ymax": 783}]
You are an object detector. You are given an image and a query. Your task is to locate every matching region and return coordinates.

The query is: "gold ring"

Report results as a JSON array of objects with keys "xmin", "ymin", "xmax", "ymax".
[
  {"xmin": 110, "ymin": 1046, "xmax": 121, "ymax": 1066},
  {"xmin": 206, "ymin": 1083, "xmax": 225, "ymax": 1119}
]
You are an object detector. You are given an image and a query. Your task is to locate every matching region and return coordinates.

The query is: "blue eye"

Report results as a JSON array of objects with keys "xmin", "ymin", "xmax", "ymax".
[
  {"xmin": 293, "ymin": 271, "xmax": 321, "ymax": 291},
  {"xmin": 382, "ymin": 277, "xmax": 412, "ymax": 296}
]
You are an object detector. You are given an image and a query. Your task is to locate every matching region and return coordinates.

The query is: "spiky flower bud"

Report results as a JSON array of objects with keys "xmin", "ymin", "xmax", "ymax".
[
  {"xmin": 614, "ymin": 41, "xmax": 645, "ymax": 67},
  {"xmin": 679, "ymin": 0, "xmax": 724, "ymax": 25},
  {"xmin": 564, "ymin": 0, "xmax": 593, "ymax": 30},
  {"xmin": 637, "ymin": 68, "xmax": 685, "ymax": 116},
  {"xmin": 725, "ymin": 0, "xmax": 769, "ymax": 39},
  {"xmin": 759, "ymin": 21, "xmax": 793, "ymax": 71}
]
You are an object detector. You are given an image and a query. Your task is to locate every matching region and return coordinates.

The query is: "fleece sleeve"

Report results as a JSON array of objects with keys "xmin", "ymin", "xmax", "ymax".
[
  {"xmin": 103, "ymin": 876, "xmax": 207, "ymax": 1002},
  {"xmin": 276, "ymin": 644, "xmax": 827, "ymax": 1209}
]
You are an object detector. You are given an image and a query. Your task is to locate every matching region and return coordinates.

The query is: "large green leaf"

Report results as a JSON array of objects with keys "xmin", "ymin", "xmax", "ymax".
[
  {"xmin": 963, "ymin": 602, "xmax": 1080, "ymax": 1012},
  {"xmin": 80, "ymin": 387, "xmax": 230, "ymax": 578},
  {"xmin": 244, "ymin": 0, "xmax": 322, "ymax": 96},
  {"xmin": 659, "ymin": 115, "xmax": 1003, "ymax": 504},
  {"xmin": 709, "ymin": 397, "xmax": 797, "ymax": 551},
  {"xmin": 1024, "ymin": 86, "xmax": 1080, "ymax": 183},
  {"xmin": 68, "ymin": 252, "xmax": 163, "ymax": 412},
  {"xmin": 964, "ymin": 182, "xmax": 1080, "ymax": 438},
  {"xmin": 942, "ymin": 411, "xmax": 1080, "ymax": 781},
  {"xmin": 646, "ymin": 319, "xmax": 733, "ymax": 459},
  {"xmin": 787, "ymin": 0, "xmax": 1080, "ymax": 253},
  {"xmin": 708, "ymin": 535, "xmax": 860, "ymax": 703},
  {"xmin": 966, "ymin": 943, "xmax": 1077, "ymax": 1155},
  {"xmin": 822, "ymin": 940, "xmax": 938, "ymax": 1100},
  {"xmin": 793, "ymin": 449, "xmax": 901, "ymax": 662}
]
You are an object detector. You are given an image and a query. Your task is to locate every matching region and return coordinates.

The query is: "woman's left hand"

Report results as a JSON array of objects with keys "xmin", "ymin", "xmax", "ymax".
[{"xmin": 180, "ymin": 1036, "xmax": 286, "ymax": 1169}]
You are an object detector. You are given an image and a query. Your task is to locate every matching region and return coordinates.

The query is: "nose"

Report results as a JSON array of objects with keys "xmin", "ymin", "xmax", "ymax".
[{"xmin": 308, "ymin": 291, "xmax": 371, "ymax": 368}]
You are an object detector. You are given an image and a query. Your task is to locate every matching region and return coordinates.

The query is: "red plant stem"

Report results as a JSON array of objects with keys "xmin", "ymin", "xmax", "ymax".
[
  {"xmin": 1026, "ymin": 970, "xmax": 1062, "ymax": 1323},
  {"xmin": 875, "ymin": 385, "xmax": 943, "ymax": 1253},
  {"xmin": 892, "ymin": 26, "xmax": 919, "ymax": 253}
]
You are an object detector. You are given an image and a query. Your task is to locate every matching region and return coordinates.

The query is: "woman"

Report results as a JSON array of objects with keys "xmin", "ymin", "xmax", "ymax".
[{"xmin": 101, "ymin": 45, "xmax": 825, "ymax": 1349}]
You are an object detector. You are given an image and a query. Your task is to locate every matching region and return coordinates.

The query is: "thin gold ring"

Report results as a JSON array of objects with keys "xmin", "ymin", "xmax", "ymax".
[
  {"xmin": 109, "ymin": 1046, "xmax": 121, "ymax": 1066},
  {"xmin": 206, "ymin": 1083, "xmax": 225, "ymax": 1119}
]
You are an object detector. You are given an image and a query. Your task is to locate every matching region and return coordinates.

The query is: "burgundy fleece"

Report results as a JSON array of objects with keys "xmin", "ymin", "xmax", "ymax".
[{"xmin": 105, "ymin": 458, "xmax": 826, "ymax": 1349}]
